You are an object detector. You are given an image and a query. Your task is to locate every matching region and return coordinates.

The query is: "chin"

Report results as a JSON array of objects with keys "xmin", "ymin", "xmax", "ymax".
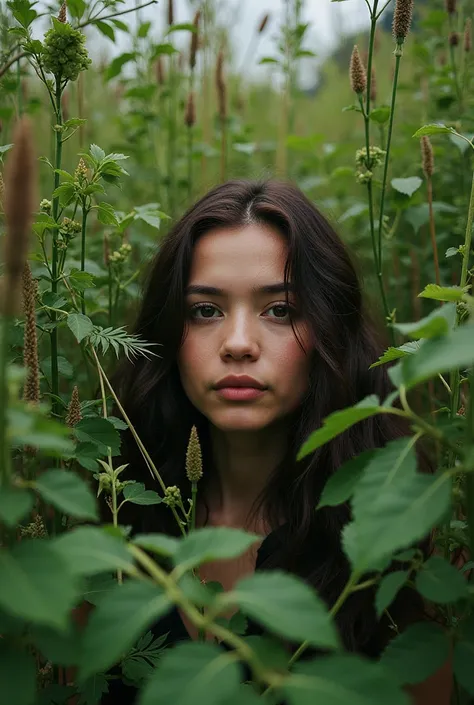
[{"xmin": 209, "ymin": 410, "xmax": 276, "ymax": 433}]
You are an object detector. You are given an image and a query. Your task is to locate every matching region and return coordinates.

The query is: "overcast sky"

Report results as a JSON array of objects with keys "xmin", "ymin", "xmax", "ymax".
[{"xmin": 92, "ymin": 0, "xmax": 374, "ymax": 86}]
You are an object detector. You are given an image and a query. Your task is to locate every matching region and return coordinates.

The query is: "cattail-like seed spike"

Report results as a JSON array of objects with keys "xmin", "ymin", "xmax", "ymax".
[
  {"xmin": 58, "ymin": 1, "xmax": 67, "ymax": 23},
  {"xmin": 185, "ymin": 92, "xmax": 196, "ymax": 127},
  {"xmin": 168, "ymin": 0, "xmax": 174, "ymax": 26},
  {"xmin": 392, "ymin": 0, "xmax": 414, "ymax": 44},
  {"xmin": 421, "ymin": 136, "xmax": 434, "ymax": 178},
  {"xmin": 190, "ymin": 9, "xmax": 201, "ymax": 70},
  {"xmin": 186, "ymin": 426, "xmax": 203, "ymax": 483},
  {"xmin": 216, "ymin": 48, "xmax": 227, "ymax": 120},
  {"xmin": 258, "ymin": 13, "xmax": 270, "ymax": 34},
  {"xmin": 445, "ymin": 0, "xmax": 457, "ymax": 14},
  {"xmin": 66, "ymin": 385, "xmax": 82, "ymax": 427},
  {"xmin": 349, "ymin": 46, "xmax": 366, "ymax": 95},
  {"xmin": 1, "ymin": 117, "xmax": 36, "ymax": 317},
  {"xmin": 450, "ymin": 31, "xmax": 459, "ymax": 47},
  {"xmin": 22, "ymin": 262, "xmax": 39, "ymax": 404},
  {"xmin": 464, "ymin": 18, "xmax": 472, "ymax": 52}
]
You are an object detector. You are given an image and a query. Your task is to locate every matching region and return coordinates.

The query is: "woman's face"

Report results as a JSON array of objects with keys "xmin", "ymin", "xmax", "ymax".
[{"xmin": 177, "ymin": 224, "xmax": 313, "ymax": 433}]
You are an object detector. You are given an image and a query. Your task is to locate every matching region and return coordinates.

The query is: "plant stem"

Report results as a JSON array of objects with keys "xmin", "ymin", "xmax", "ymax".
[
  {"xmin": 50, "ymin": 78, "xmax": 63, "ymax": 420},
  {"xmin": 427, "ymin": 176, "xmax": 441, "ymax": 286},
  {"xmin": 191, "ymin": 481, "xmax": 197, "ymax": 531},
  {"xmin": 77, "ymin": 0, "xmax": 157, "ymax": 29},
  {"xmin": 80, "ymin": 201, "xmax": 89, "ymax": 315},
  {"xmin": 466, "ymin": 362, "xmax": 474, "ymax": 582},
  {"xmin": 0, "ymin": 314, "xmax": 12, "ymax": 485},
  {"xmin": 187, "ymin": 125, "xmax": 193, "ymax": 201}
]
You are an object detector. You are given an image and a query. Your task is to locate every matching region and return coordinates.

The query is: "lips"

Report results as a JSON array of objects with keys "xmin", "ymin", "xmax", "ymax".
[{"xmin": 214, "ymin": 375, "xmax": 267, "ymax": 390}]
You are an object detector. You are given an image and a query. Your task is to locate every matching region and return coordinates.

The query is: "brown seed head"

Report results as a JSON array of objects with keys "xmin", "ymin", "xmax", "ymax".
[
  {"xmin": 58, "ymin": 1, "xmax": 67, "ymax": 22},
  {"xmin": 22, "ymin": 262, "xmax": 39, "ymax": 404},
  {"xmin": 216, "ymin": 48, "xmax": 227, "ymax": 120},
  {"xmin": 370, "ymin": 66, "xmax": 377, "ymax": 103},
  {"xmin": 2, "ymin": 117, "xmax": 36, "ymax": 317},
  {"xmin": 190, "ymin": 9, "xmax": 201, "ymax": 70},
  {"xmin": 258, "ymin": 13, "xmax": 270, "ymax": 34},
  {"xmin": 421, "ymin": 136, "xmax": 434, "ymax": 178},
  {"xmin": 392, "ymin": 0, "xmax": 414, "ymax": 44},
  {"xmin": 66, "ymin": 385, "xmax": 82, "ymax": 427},
  {"xmin": 349, "ymin": 45, "xmax": 366, "ymax": 95},
  {"xmin": 185, "ymin": 91, "xmax": 196, "ymax": 127},
  {"xmin": 445, "ymin": 0, "xmax": 457, "ymax": 14},
  {"xmin": 168, "ymin": 0, "xmax": 174, "ymax": 26},
  {"xmin": 449, "ymin": 30, "xmax": 459, "ymax": 47},
  {"xmin": 464, "ymin": 18, "xmax": 472, "ymax": 52},
  {"xmin": 155, "ymin": 56, "xmax": 165, "ymax": 85},
  {"xmin": 186, "ymin": 425, "xmax": 203, "ymax": 483}
]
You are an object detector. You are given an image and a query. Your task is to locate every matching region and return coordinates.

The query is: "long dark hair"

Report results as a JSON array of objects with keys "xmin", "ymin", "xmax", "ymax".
[{"xmin": 112, "ymin": 180, "xmax": 430, "ymax": 655}]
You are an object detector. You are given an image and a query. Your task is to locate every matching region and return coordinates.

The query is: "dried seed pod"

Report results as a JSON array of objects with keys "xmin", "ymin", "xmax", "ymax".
[
  {"xmin": 258, "ymin": 13, "xmax": 270, "ymax": 34},
  {"xmin": 190, "ymin": 9, "xmax": 201, "ymax": 70},
  {"xmin": 22, "ymin": 262, "xmax": 39, "ymax": 404},
  {"xmin": 186, "ymin": 426, "xmax": 203, "ymax": 483},
  {"xmin": 216, "ymin": 47, "xmax": 227, "ymax": 120},
  {"xmin": 464, "ymin": 18, "xmax": 472, "ymax": 52},
  {"xmin": 392, "ymin": 0, "xmax": 414, "ymax": 44},
  {"xmin": 449, "ymin": 30, "xmax": 459, "ymax": 47},
  {"xmin": 66, "ymin": 385, "xmax": 82, "ymax": 427},
  {"xmin": 421, "ymin": 135, "xmax": 434, "ymax": 179},
  {"xmin": 1, "ymin": 117, "xmax": 36, "ymax": 317},
  {"xmin": 58, "ymin": 1, "xmax": 67, "ymax": 23},
  {"xmin": 349, "ymin": 45, "xmax": 366, "ymax": 95},
  {"xmin": 168, "ymin": 0, "xmax": 174, "ymax": 26},
  {"xmin": 184, "ymin": 91, "xmax": 196, "ymax": 127},
  {"xmin": 445, "ymin": 0, "xmax": 457, "ymax": 14}
]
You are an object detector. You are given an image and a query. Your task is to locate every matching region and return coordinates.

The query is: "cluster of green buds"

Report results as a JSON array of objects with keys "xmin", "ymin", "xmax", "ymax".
[
  {"xmin": 163, "ymin": 485, "xmax": 182, "ymax": 508},
  {"xmin": 97, "ymin": 473, "xmax": 132, "ymax": 497},
  {"xmin": 355, "ymin": 145, "xmax": 386, "ymax": 185},
  {"xmin": 42, "ymin": 18, "xmax": 91, "ymax": 82},
  {"xmin": 40, "ymin": 198, "xmax": 52, "ymax": 214},
  {"xmin": 59, "ymin": 216, "xmax": 81, "ymax": 245},
  {"xmin": 20, "ymin": 514, "xmax": 47, "ymax": 538},
  {"xmin": 109, "ymin": 242, "xmax": 132, "ymax": 264}
]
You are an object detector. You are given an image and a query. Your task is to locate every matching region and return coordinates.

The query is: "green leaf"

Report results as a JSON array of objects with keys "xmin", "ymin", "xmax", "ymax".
[
  {"xmin": 172, "ymin": 527, "xmax": 261, "ymax": 572},
  {"xmin": 418, "ymin": 284, "xmax": 466, "ymax": 302},
  {"xmin": 166, "ymin": 22, "xmax": 197, "ymax": 34},
  {"xmin": 380, "ymin": 622, "xmax": 450, "ymax": 685},
  {"xmin": 259, "ymin": 56, "xmax": 280, "ymax": 64},
  {"xmin": 415, "ymin": 556, "xmax": 467, "ymax": 603},
  {"xmin": 52, "ymin": 182, "xmax": 76, "ymax": 206},
  {"xmin": 110, "ymin": 19, "xmax": 128, "ymax": 32},
  {"xmin": 78, "ymin": 580, "xmax": 171, "ymax": 680},
  {"xmin": 132, "ymin": 533, "xmax": 180, "ymax": 558},
  {"xmin": 297, "ymin": 395, "xmax": 381, "ymax": 460},
  {"xmin": 66, "ymin": 0, "xmax": 86, "ymax": 19},
  {"xmin": 77, "ymin": 674, "xmax": 109, "ymax": 705},
  {"xmin": 74, "ymin": 417, "xmax": 120, "ymax": 455},
  {"xmin": 223, "ymin": 571, "xmax": 339, "ymax": 649},
  {"xmin": 391, "ymin": 177, "xmax": 423, "ymax": 197},
  {"xmin": 0, "ymin": 485, "xmax": 33, "ymax": 527},
  {"xmin": 369, "ymin": 106, "xmax": 391, "ymax": 124},
  {"xmin": 375, "ymin": 571, "xmax": 408, "ymax": 617},
  {"xmin": 95, "ymin": 20, "xmax": 115, "ymax": 41},
  {"xmin": 32, "ymin": 623, "xmax": 80, "ymax": 666},
  {"xmin": 96, "ymin": 202, "xmax": 119, "ymax": 226},
  {"xmin": 90, "ymin": 144, "xmax": 106, "ymax": 162},
  {"xmin": 0, "ymin": 643, "xmax": 36, "ymax": 705},
  {"xmin": 123, "ymin": 482, "xmax": 162, "ymax": 506},
  {"xmin": 104, "ymin": 52, "xmax": 136, "ymax": 81},
  {"xmin": 42, "ymin": 355, "xmax": 74, "ymax": 381},
  {"xmin": 68, "ymin": 269, "xmax": 96, "ymax": 292},
  {"xmin": 34, "ymin": 469, "xmax": 98, "ymax": 521},
  {"xmin": 369, "ymin": 342, "xmax": 419, "ymax": 369},
  {"xmin": 317, "ymin": 449, "xmax": 376, "ymax": 509},
  {"xmin": 413, "ymin": 123, "xmax": 453, "ymax": 137},
  {"xmin": 453, "ymin": 614, "xmax": 474, "ymax": 695},
  {"xmin": 137, "ymin": 20, "xmax": 152, "ymax": 37},
  {"xmin": 446, "ymin": 247, "xmax": 460, "ymax": 258},
  {"xmin": 139, "ymin": 642, "xmax": 241, "ymax": 705},
  {"xmin": 52, "ymin": 526, "xmax": 134, "ymax": 576},
  {"xmin": 67, "ymin": 313, "xmax": 94, "ymax": 343},
  {"xmin": 151, "ymin": 43, "xmax": 178, "ymax": 58},
  {"xmin": 393, "ymin": 303, "xmax": 456, "ymax": 339},
  {"xmin": 55, "ymin": 168, "xmax": 74, "ymax": 182},
  {"xmin": 284, "ymin": 654, "xmax": 409, "ymax": 705},
  {"xmin": 0, "ymin": 540, "xmax": 79, "ymax": 629}
]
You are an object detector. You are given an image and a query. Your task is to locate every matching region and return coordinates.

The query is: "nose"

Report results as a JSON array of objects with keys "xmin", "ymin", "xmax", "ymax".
[{"xmin": 219, "ymin": 310, "xmax": 260, "ymax": 361}]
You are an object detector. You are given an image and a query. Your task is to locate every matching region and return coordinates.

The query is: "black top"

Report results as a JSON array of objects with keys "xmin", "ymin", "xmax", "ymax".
[{"xmin": 102, "ymin": 523, "xmax": 292, "ymax": 705}]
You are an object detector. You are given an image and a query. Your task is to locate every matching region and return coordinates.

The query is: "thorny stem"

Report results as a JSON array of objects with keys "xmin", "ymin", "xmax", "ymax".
[{"xmin": 90, "ymin": 348, "xmax": 186, "ymax": 537}]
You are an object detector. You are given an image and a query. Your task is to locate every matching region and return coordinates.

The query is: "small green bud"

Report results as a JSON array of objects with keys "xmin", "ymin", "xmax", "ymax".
[
  {"xmin": 163, "ymin": 485, "xmax": 182, "ymax": 508},
  {"xmin": 40, "ymin": 198, "xmax": 52, "ymax": 214}
]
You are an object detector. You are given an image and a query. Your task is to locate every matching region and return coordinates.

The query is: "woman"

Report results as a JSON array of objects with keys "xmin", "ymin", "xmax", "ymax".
[{"xmin": 103, "ymin": 180, "xmax": 451, "ymax": 704}]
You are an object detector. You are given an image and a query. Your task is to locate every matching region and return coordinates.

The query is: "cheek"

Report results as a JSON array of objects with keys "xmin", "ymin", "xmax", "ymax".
[
  {"xmin": 177, "ymin": 331, "xmax": 209, "ymax": 385},
  {"xmin": 274, "ymin": 336, "xmax": 312, "ymax": 391}
]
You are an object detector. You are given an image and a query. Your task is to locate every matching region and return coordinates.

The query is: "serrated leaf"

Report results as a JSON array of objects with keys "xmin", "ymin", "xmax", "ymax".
[
  {"xmin": 369, "ymin": 342, "xmax": 420, "ymax": 368},
  {"xmin": 415, "ymin": 556, "xmax": 467, "ymax": 603},
  {"xmin": 391, "ymin": 177, "xmax": 422, "ymax": 197},
  {"xmin": 172, "ymin": 527, "xmax": 261, "ymax": 572},
  {"xmin": 0, "ymin": 485, "xmax": 33, "ymax": 527},
  {"xmin": 132, "ymin": 534, "xmax": 180, "ymax": 558},
  {"xmin": 317, "ymin": 449, "xmax": 376, "ymax": 509},
  {"xmin": 96, "ymin": 202, "xmax": 119, "ymax": 226},
  {"xmin": 123, "ymin": 482, "xmax": 162, "ymax": 506},
  {"xmin": 376, "ymin": 571, "xmax": 408, "ymax": 617},
  {"xmin": 413, "ymin": 124, "xmax": 453, "ymax": 137},
  {"xmin": 52, "ymin": 526, "xmax": 134, "ymax": 576},
  {"xmin": 67, "ymin": 313, "xmax": 94, "ymax": 343},
  {"xmin": 0, "ymin": 643, "xmax": 36, "ymax": 705},
  {"xmin": 380, "ymin": 622, "xmax": 450, "ymax": 685},
  {"xmin": 74, "ymin": 417, "xmax": 120, "ymax": 455},
  {"xmin": 34, "ymin": 469, "xmax": 98, "ymax": 521},
  {"xmin": 393, "ymin": 303, "xmax": 456, "ymax": 340},
  {"xmin": 418, "ymin": 284, "xmax": 466, "ymax": 302}
]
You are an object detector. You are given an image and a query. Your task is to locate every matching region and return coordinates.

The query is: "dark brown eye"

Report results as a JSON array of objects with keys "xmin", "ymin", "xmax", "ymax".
[
  {"xmin": 266, "ymin": 304, "xmax": 291, "ymax": 320},
  {"xmin": 190, "ymin": 303, "xmax": 221, "ymax": 319}
]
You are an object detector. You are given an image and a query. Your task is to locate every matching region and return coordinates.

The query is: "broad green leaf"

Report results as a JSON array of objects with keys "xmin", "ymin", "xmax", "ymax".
[
  {"xmin": 375, "ymin": 571, "xmax": 408, "ymax": 617},
  {"xmin": 418, "ymin": 284, "xmax": 466, "ymax": 302},
  {"xmin": 123, "ymin": 482, "xmax": 162, "ymax": 506},
  {"xmin": 32, "ymin": 623, "xmax": 80, "ymax": 666},
  {"xmin": 317, "ymin": 449, "xmax": 376, "ymax": 509},
  {"xmin": 52, "ymin": 526, "xmax": 134, "ymax": 576},
  {"xmin": 67, "ymin": 313, "xmax": 94, "ymax": 343},
  {"xmin": 95, "ymin": 20, "xmax": 115, "ymax": 41},
  {"xmin": 399, "ymin": 322, "xmax": 474, "ymax": 390},
  {"xmin": 284, "ymin": 654, "xmax": 409, "ymax": 705},
  {"xmin": 369, "ymin": 106, "xmax": 391, "ymax": 124},
  {"xmin": 453, "ymin": 614, "xmax": 474, "ymax": 695},
  {"xmin": 151, "ymin": 43, "xmax": 178, "ymax": 57},
  {"xmin": 446, "ymin": 247, "xmax": 460, "ymax": 258},
  {"xmin": 0, "ymin": 643, "xmax": 36, "ymax": 705},
  {"xmin": 68, "ymin": 269, "xmax": 96, "ymax": 292},
  {"xmin": 77, "ymin": 674, "xmax": 109, "ymax": 705},
  {"xmin": 380, "ymin": 622, "xmax": 450, "ymax": 685},
  {"xmin": 0, "ymin": 540, "xmax": 79, "ymax": 629},
  {"xmin": 393, "ymin": 303, "xmax": 456, "ymax": 340},
  {"xmin": 52, "ymin": 182, "xmax": 75, "ymax": 205},
  {"xmin": 0, "ymin": 485, "xmax": 33, "ymax": 527},
  {"xmin": 78, "ymin": 580, "xmax": 171, "ymax": 680},
  {"xmin": 139, "ymin": 641, "xmax": 241, "ymax": 705},
  {"xmin": 222, "ymin": 571, "xmax": 339, "ymax": 649},
  {"xmin": 74, "ymin": 417, "xmax": 120, "ymax": 455},
  {"xmin": 34, "ymin": 469, "xmax": 98, "ymax": 521},
  {"xmin": 89, "ymin": 144, "xmax": 105, "ymax": 162},
  {"xmin": 173, "ymin": 527, "xmax": 261, "ymax": 571},
  {"xmin": 96, "ymin": 202, "xmax": 119, "ymax": 226},
  {"xmin": 391, "ymin": 177, "xmax": 422, "ymax": 197},
  {"xmin": 166, "ymin": 22, "xmax": 196, "ymax": 33},
  {"xmin": 369, "ymin": 342, "xmax": 419, "ymax": 369},
  {"xmin": 297, "ymin": 395, "xmax": 380, "ymax": 460},
  {"xmin": 415, "ymin": 556, "xmax": 467, "ymax": 603},
  {"xmin": 412, "ymin": 124, "xmax": 453, "ymax": 137}
]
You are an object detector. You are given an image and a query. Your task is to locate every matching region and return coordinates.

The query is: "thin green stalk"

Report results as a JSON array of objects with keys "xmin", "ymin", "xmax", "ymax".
[
  {"xmin": 187, "ymin": 125, "xmax": 193, "ymax": 201},
  {"xmin": 465, "ymin": 363, "xmax": 474, "ymax": 583},
  {"xmin": 0, "ymin": 314, "xmax": 11, "ymax": 485},
  {"xmin": 80, "ymin": 201, "xmax": 89, "ymax": 315},
  {"xmin": 50, "ymin": 78, "xmax": 63, "ymax": 420},
  {"xmin": 191, "ymin": 481, "xmax": 197, "ymax": 531}
]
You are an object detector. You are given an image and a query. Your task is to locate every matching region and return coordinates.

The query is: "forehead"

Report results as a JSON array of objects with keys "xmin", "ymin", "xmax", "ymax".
[{"xmin": 188, "ymin": 224, "xmax": 288, "ymax": 285}]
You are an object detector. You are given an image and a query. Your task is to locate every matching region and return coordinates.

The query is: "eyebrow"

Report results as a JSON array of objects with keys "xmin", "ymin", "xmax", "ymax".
[{"xmin": 185, "ymin": 283, "xmax": 295, "ymax": 296}]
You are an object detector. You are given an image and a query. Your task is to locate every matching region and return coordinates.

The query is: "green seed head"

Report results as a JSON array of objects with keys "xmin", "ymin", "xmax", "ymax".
[
  {"xmin": 43, "ymin": 19, "xmax": 91, "ymax": 82},
  {"xmin": 164, "ymin": 485, "xmax": 182, "ymax": 508}
]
